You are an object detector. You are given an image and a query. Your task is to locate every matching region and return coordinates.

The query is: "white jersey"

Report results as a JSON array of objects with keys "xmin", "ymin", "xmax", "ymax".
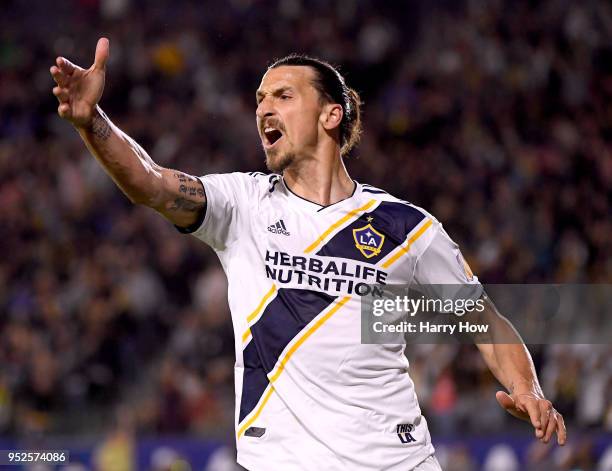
[{"xmin": 181, "ymin": 172, "xmax": 480, "ymax": 471}]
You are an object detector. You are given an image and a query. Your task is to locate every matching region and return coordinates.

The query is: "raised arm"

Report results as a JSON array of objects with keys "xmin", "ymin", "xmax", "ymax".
[{"xmin": 50, "ymin": 38, "xmax": 205, "ymax": 228}]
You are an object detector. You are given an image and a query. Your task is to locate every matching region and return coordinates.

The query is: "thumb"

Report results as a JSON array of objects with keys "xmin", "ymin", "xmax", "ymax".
[
  {"xmin": 93, "ymin": 37, "xmax": 110, "ymax": 71},
  {"xmin": 495, "ymin": 390, "xmax": 527, "ymax": 421},
  {"xmin": 495, "ymin": 390, "xmax": 515, "ymax": 411}
]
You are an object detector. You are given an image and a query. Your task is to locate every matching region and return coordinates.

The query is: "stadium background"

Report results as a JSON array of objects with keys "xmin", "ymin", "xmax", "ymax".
[{"xmin": 1, "ymin": 0, "xmax": 611, "ymax": 469}]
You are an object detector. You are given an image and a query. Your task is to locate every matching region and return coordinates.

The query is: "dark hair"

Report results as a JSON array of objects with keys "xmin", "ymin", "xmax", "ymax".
[{"xmin": 269, "ymin": 54, "xmax": 362, "ymax": 156}]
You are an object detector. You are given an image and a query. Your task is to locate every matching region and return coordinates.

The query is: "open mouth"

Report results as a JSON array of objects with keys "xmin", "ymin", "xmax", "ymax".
[{"xmin": 263, "ymin": 126, "xmax": 284, "ymax": 148}]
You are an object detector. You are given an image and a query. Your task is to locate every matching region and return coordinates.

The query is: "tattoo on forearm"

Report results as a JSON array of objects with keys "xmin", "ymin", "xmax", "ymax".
[{"xmin": 91, "ymin": 110, "xmax": 111, "ymax": 141}]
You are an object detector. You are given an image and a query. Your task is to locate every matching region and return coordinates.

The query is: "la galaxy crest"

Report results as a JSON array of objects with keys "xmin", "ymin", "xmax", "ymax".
[{"xmin": 353, "ymin": 224, "xmax": 385, "ymax": 259}]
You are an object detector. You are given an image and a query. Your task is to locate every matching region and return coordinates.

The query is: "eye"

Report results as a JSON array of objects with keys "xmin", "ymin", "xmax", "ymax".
[{"xmin": 280, "ymin": 94, "xmax": 291, "ymax": 100}]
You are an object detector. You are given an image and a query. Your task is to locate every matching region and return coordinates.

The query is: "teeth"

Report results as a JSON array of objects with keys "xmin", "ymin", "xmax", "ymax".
[{"xmin": 264, "ymin": 127, "xmax": 275, "ymax": 133}]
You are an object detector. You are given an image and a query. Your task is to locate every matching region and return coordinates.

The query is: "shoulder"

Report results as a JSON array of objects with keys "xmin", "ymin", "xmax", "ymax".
[
  {"xmin": 246, "ymin": 171, "xmax": 282, "ymax": 192},
  {"xmin": 360, "ymin": 182, "xmax": 439, "ymax": 226},
  {"xmin": 358, "ymin": 183, "xmax": 442, "ymax": 252},
  {"xmin": 200, "ymin": 171, "xmax": 281, "ymax": 198}
]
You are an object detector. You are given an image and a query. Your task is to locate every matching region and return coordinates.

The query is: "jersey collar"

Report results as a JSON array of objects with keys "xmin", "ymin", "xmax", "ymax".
[{"xmin": 281, "ymin": 177, "xmax": 362, "ymax": 213}]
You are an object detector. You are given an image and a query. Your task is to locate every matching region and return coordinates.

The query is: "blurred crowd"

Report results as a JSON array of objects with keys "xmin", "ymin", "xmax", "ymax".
[{"xmin": 0, "ymin": 0, "xmax": 611, "ymax": 467}]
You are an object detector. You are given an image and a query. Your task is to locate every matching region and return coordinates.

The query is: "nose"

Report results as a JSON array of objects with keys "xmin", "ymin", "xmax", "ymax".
[{"xmin": 256, "ymin": 96, "xmax": 275, "ymax": 119}]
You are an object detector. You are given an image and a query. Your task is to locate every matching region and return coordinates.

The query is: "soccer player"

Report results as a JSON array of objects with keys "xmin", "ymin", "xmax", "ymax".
[{"xmin": 50, "ymin": 38, "xmax": 566, "ymax": 470}]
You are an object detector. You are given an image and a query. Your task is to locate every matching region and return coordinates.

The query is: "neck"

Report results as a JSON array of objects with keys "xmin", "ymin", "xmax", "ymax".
[{"xmin": 282, "ymin": 145, "xmax": 354, "ymax": 206}]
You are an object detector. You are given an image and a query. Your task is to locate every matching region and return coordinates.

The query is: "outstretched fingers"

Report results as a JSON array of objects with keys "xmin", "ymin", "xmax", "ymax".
[
  {"xmin": 538, "ymin": 400, "xmax": 553, "ymax": 441},
  {"xmin": 51, "ymin": 63, "xmax": 73, "ymax": 118},
  {"xmin": 57, "ymin": 102, "xmax": 71, "ymax": 119},
  {"xmin": 52, "ymin": 40, "xmax": 109, "ymax": 124},
  {"xmin": 496, "ymin": 391, "xmax": 566, "ymax": 446},
  {"xmin": 53, "ymin": 86, "xmax": 69, "ymax": 103},
  {"xmin": 542, "ymin": 410, "xmax": 556, "ymax": 443},
  {"xmin": 50, "ymin": 65, "xmax": 68, "ymax": 87},
  {"xmin": 516, "ymin": 396, "xmax": 543, "ymax": 437},
  {"xmin": 556, "ymin": 413, "xmax": 567, "ymax": 445},
  {"xmin": 543, "ymin": 410, "xmax": 567, "ymax": 445},
  {"xmin": 56, "ymin": 56, "xmax": 77, "ymax": 76}
]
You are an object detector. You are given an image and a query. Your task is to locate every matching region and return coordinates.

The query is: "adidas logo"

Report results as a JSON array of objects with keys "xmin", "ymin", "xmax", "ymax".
[{"xmin": 268, "ymin": 219, "xmax": 290, "ymax": 236}]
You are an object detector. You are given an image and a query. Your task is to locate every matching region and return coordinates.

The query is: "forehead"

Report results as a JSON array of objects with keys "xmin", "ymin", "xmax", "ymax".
[{"xmin": 257, "ymin": 66, "xmax": 317, "ymax": 95}]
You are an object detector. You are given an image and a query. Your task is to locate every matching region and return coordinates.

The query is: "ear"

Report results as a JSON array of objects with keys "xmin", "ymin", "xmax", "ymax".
[{"xmin": 320, "ymin": 103, "xmax": 343, "ymax": 132}]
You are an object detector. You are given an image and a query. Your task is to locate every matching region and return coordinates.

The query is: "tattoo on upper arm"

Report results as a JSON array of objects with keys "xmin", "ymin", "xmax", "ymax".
[
  {"xmin": 172, "ymin": 172, "xmax": 205, "ymax": 198},
  {"xmin": 174, "ymin": 172, "xmax": 188, "ymax": 184},
  {"xmin": 168, "ymin": 171, "xmax": 205, "ymax": 213},
  {"xmin": 91, "ymin": 111, "xmax": 111, "ymax": 141},
  {"xmin": 170, "ymin": 198, "xmax": 206, "ymax": 213}
]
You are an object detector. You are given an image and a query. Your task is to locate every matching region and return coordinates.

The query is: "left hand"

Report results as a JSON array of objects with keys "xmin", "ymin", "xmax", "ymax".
[{"xmin": 496, "ymin": 390, "xmax": 566, "ymax": 445}]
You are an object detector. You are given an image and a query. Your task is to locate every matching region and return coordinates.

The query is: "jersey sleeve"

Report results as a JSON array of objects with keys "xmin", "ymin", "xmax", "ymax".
[
  {"xmin": 413, "ymin": 226, "xmax": 479, "ymax": 285},
  {"xmin": 412, "ymin": 224, "xmax": 483, "ymax": 313},
  {"xmin": 176, "ymin": 172, "xmax": 259, "ymax": 251}
]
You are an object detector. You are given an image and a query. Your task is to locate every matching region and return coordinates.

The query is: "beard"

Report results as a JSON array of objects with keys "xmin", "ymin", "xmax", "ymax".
[{"xmin": 265, "ymin": 149, "xmax": 296, "ymax": 173}]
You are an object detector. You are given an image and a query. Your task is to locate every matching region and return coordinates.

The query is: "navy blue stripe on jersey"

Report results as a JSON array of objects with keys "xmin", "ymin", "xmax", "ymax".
[
  {"xmin": 248, "ymin": 171, "xmax": 266, "ymax": 177},
  {"xmin": 362, "ymin": 189, "xmax": 388, "ymax": 194},
  {"xmin": 252, "ymin": 289, "xmax": 335, "ymax": 372},
  {"xmin": 240, "ymin": 340, "xmax": 271, "ymax": 423},
  {"xmin": 239, "ymin": 288, "xmax": 336, "ymax": 422},
  {"xmin": 315, "ymin": 201, "xmax": 426, "ymax": 264}
]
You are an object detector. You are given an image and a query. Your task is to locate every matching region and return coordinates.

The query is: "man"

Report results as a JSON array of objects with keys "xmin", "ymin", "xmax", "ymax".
[{"xmin": 50, "ymin": 38, "xmax": 566, "ymax": 470}]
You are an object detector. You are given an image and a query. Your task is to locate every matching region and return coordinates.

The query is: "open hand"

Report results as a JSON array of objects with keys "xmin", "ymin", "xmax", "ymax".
[
  {"xmin": 496, "ymin": 390, "xmax": 566, "ymax": 445},
  {"xmin": 50, "ymin": 37, "xmax": 109, "ymax": 127}
]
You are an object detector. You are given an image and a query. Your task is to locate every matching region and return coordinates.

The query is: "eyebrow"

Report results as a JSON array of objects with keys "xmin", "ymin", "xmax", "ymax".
[{"xmin": 256, "ymin": 86, "xmax": 293, "ymax": 103}]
